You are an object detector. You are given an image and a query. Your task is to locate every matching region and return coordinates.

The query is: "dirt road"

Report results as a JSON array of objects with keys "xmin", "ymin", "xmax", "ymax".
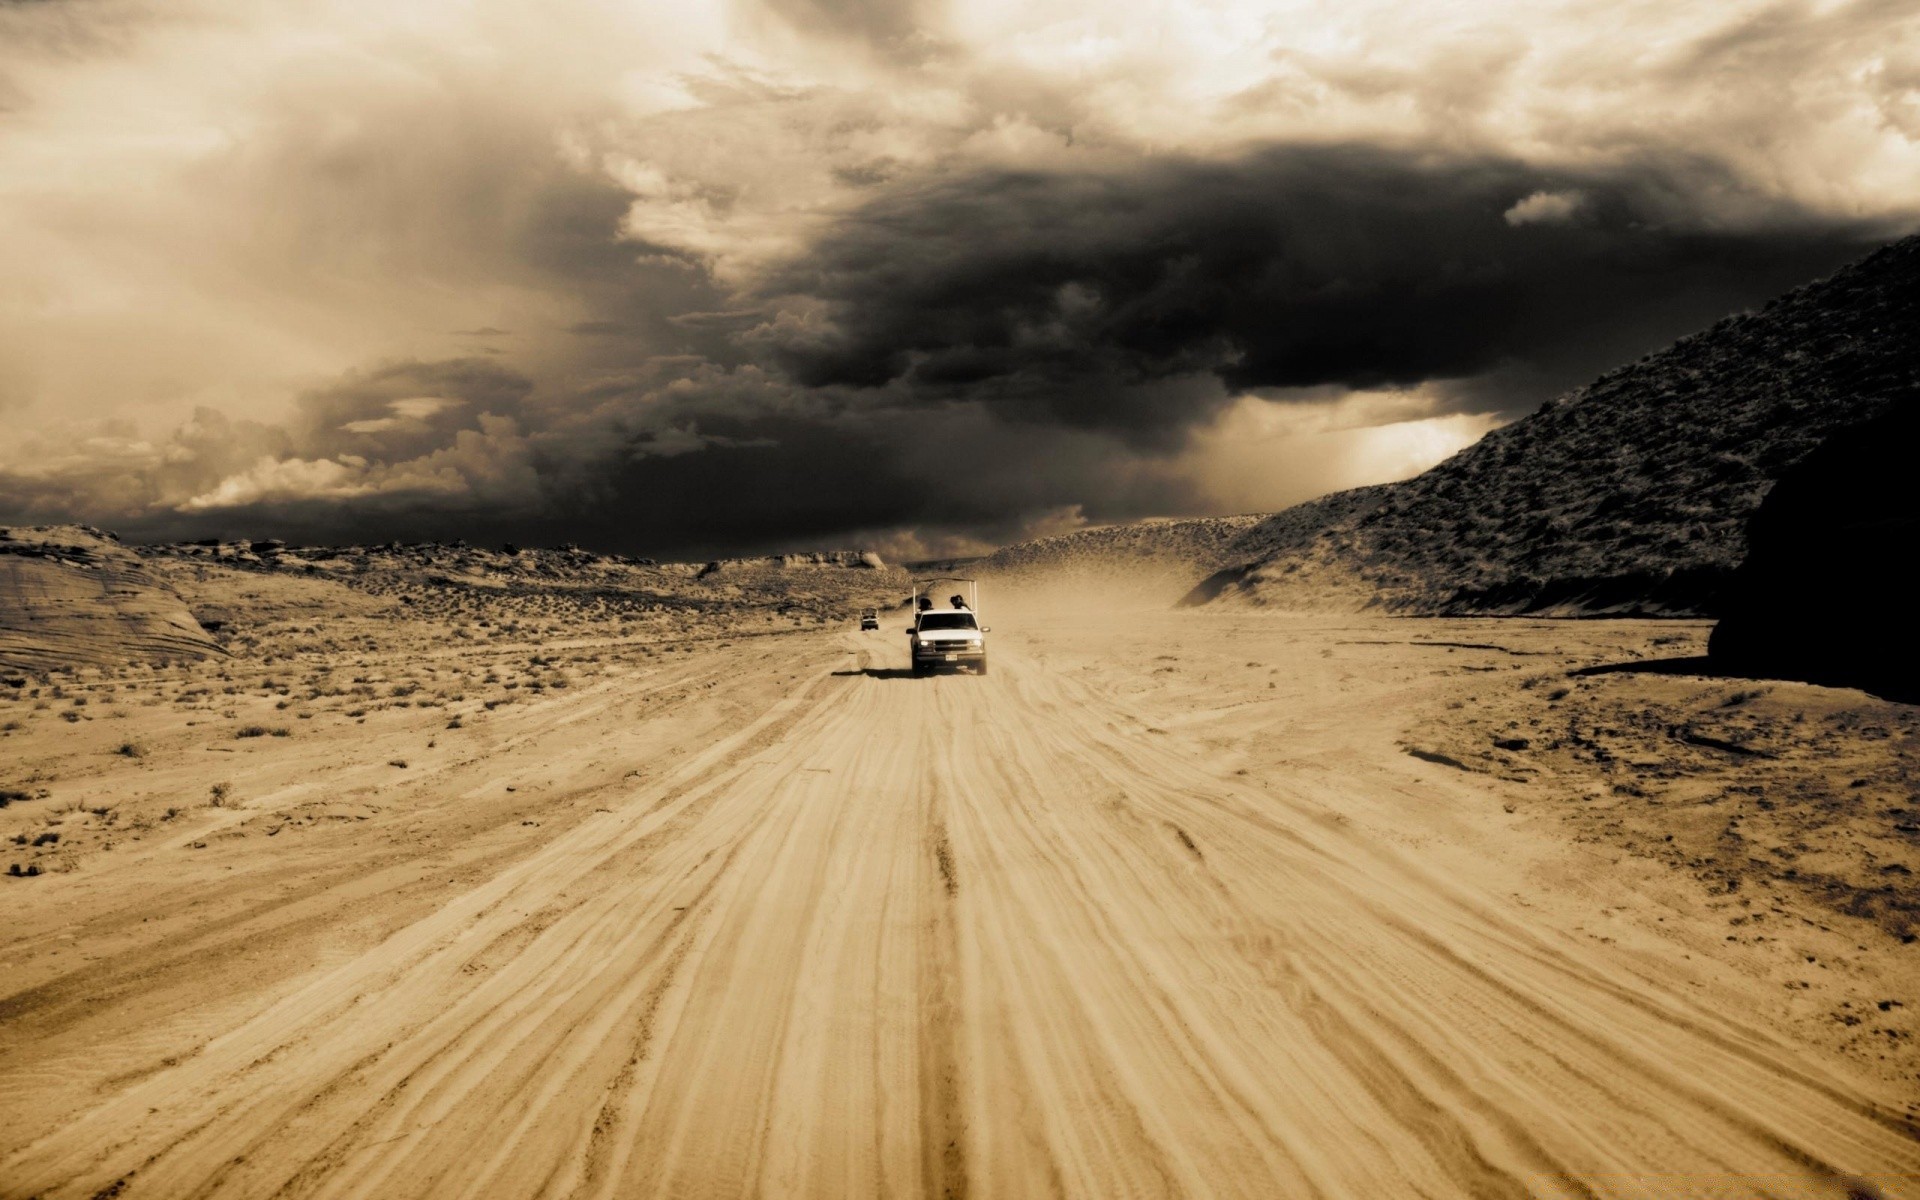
[{"xmin": 2, "ymin": 610, "xmax": 1916, "ymax": 1198}]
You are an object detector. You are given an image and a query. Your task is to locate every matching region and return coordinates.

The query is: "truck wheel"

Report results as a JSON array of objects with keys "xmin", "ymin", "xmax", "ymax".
[
  {"xmin": 911, "ymin": 660, "xmax": 927, "ymax": 677},
  {"xmin": 975, "ymin": 658, "xmax": 988, "ymax": 675}
]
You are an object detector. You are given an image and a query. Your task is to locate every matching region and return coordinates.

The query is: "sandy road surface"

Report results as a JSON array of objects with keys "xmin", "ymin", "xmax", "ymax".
[{"xmin": 3, "ymin": 612, "xmax": 1917, "ymax": 1198}]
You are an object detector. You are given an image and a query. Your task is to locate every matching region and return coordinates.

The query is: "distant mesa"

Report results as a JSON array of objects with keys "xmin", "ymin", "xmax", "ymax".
[
  {"xmin": 0, "ymin": 525, "xmax": 223, "ymax": 672},
  {"xmin": 1708, "ymin": 400, "xmax": 1920, "ymax": 702}
]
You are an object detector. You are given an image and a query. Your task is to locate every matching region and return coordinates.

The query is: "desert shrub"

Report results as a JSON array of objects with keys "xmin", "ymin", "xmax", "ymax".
[{"xmin": 235, "ymin": 725, "xmax": 268, "ymax": 738}]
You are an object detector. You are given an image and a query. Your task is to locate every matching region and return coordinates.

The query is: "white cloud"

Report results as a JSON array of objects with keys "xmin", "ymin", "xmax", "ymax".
[
  {"xmin": 389, "ymin": 396, "xmax": 460, "ymax": 420},
  {"xmin": 1503, "ymin": 188, "xmax": 1585, "ymax": 226},
  {"xmin": 177, "ymin": 456, "xmax": 382, "ymax": 511},
  {"xmin": 1179, "ymin": 390, "xmax": 1505, "ymax": 514}
]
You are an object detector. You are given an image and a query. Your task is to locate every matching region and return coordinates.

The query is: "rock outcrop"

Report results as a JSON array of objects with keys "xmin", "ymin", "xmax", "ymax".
[
  {"xmin": 1707, "ymin": 400, "xmax": 1920, "ymax": 701},
  {"xmin": 0, "ymin": 526, "xmax": 222, "ymax": 672},
  {"xmin": 698, "ymin": 551, "xmax": 885, "ymax": 577}
]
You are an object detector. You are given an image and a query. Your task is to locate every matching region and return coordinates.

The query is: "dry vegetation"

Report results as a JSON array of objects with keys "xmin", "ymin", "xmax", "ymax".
[{"xmin": 0, "ymin": 535, "xmax": 906, "ymax": 881}]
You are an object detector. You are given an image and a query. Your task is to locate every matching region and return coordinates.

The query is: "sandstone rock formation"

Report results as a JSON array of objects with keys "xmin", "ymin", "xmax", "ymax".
[{"xmin": 0, "ymin": 526, "xmax": 222, "ymax": 672}]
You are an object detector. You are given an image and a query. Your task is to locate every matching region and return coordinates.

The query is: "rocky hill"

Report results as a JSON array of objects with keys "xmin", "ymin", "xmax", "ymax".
[
  {"xmin": 1, "ymin": 526, "xmax": 223, "ymax": 672},
  {"xmin": 1191, "ymin": 234, "xmax": 1920, "ymax": 615}
]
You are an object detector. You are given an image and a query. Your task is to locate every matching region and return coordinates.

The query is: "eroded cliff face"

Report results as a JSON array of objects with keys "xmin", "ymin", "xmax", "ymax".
[
  {"xmin": 1708, "ymin": 400, "xmax": 1920, "ymax": 702},
  {"xmin": 0, "ymin": 526, "xmax": 221, "ymax": 673}
]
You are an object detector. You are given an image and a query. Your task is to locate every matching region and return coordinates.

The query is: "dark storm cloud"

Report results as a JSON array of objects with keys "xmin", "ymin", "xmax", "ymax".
[
  {"xmin": 6, "ymin": 138, "xmax": 1892, "ymax": 559},
  {"xmin": 756, "ymin": 144, "xmax": 1885, "ymax": 434},
  {"xmin": 5, "ymin": 0, "xmax": 1918, "ymax": 558},
  {"xmin": 292, "ymin": 360, "xmax": 534, "ymax": 458},
  {"xmin": 6, "ymin": 361, "xmax": 1185, "ymax": 559},
  {"xmin": 495, "ymin": 405, "xmax": 1202, "ymax": 559}
]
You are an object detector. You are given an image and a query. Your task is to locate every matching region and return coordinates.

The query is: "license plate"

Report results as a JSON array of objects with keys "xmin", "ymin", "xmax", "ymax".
[{"xmin": 943, "ymin": 654, "xmax": 956, "ymax": 661}]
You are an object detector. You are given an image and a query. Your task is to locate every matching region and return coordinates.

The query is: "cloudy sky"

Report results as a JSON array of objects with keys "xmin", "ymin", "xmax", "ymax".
[{"xmin": 1, "ymin": 0, "xmax": 1916, "ymax": 558}]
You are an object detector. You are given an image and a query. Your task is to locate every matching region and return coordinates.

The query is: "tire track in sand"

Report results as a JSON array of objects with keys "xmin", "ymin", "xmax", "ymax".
[{"xmin": 2, "ymin": 630, "xmax": 1916, "ymax": 1198}]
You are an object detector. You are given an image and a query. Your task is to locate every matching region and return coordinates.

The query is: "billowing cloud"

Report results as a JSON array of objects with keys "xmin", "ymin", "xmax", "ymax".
[
  {"xmin": 0, "ymin": 0, "xmax": 1915, "ymax": 556},
  {"xmin": 749, "ymin": 146, "xmax": 1875, "ymax": 438},
  {"xmin": 1504, "ymin": 189, "xmax": 1585, "ymax": 226}
]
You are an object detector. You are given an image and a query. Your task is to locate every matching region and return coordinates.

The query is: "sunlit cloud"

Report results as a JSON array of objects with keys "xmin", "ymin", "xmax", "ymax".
[{"xmin": 1504, "ymin": 189, "xmax": 1585, "ymax": 226}]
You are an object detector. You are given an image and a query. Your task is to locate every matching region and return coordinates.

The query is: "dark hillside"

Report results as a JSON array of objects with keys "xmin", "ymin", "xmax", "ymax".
[
  {"xmin": 1196, "ymin": 234, "xmax": 1920, "ymax": 615},
  {"xmin": 1707, "ymin": 400, "xmax": 1920, "ymax": 700}
]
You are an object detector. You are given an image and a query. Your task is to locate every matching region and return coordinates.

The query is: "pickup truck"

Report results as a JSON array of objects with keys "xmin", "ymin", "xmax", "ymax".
[{"xmin": 908, "ymin": 578, "xmax": 987, "ymax": 675}]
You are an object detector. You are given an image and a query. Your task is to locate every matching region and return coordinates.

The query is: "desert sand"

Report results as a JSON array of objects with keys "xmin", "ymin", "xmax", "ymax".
[{"xmin": 2, "ymin": 576, "xmax": 1916, "ymax": 1199}]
